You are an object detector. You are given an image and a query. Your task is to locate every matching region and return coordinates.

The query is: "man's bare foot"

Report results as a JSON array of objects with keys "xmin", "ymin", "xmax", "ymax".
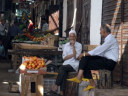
[
  {"xmin": 53, "ymin": 85, "xmax": 58, "ymax": 92},
  {"xmin": 60, "ymin": 91, "xmax": 63, "ymax": 96}
]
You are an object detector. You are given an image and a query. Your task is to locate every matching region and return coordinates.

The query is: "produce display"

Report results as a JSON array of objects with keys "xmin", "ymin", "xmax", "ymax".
[
  {"xmin": 32, "ymin": 33, "xmax": 52, "ymax": 42},
  {"xmin": 33, "ymin": 37, "xmax": 45, "ymax": 42},
  {"xmin": 14, "ymin": 33, "xmax": 53, "ymax": 43},
  {"xmin": 20, "ymin": 56, "xmax": 46, "ymax": 70},
  {"xmin": 14, "ymin": 34, "xmax": 31, "ymax": 41}
]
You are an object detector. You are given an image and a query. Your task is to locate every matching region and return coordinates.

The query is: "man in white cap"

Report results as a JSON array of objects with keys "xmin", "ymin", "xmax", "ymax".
[{"xmin": 47, "ymin": 29, "xmax": 82, "ymax": 96}]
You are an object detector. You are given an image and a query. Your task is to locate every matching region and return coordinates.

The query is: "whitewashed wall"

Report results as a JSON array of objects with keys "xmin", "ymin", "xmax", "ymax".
[
  {"xmin": 72, "ymin": 0, "xmax": 77, "ymax": 30},
  {"xmin": 62, "ymin": 0, "xmax": 67, "ymax": 37},
  {"xmin": 90, "ymin": 0, "xmax": 102, "ymax": 45},
  {"xmin": 62, "ymin": 0, "xmax": 77, "ymax": 37},
  {"xmin": 62, "ymin": 0, "xmax": 103, "ymax": 43}
]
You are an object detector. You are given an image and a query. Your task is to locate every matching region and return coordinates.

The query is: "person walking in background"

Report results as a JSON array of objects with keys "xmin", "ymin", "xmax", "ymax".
[
  {"xmin": 67, "ymin": 23, "xmax": 119, "ymax": 91},
  {"xmin": 41, "ymin": 18, "xmax": 48, "ymax": 32},
  {"xmin": 27, "ymin": 19, "xmax": 34, "ymax": 33},
  {"xmin": 8, "ymin": 21, "xmax": 22, "ymax": 49},
  {"xmin": 8, "ymin": 21, "xmax": 22, "ymax": 39},
  {"xmin": 0, "ymin": 18, "xmax": 7, "ymax": 57},
  {"xmin": 0, "ymin": 37, "xmax": 5, "ymax": 59},
  {"xmin": 0, "ymin": 18, "xmax": 6, "ymax": 38},
  {"xmin": 19, "ymin": 20, "xmax": 25, "ymax": 33}
]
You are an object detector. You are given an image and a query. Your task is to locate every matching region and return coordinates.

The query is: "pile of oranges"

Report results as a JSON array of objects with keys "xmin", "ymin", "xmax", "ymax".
[{"xmin": 20, "ymin": 56, "xmax": 45, "ymax": 70}]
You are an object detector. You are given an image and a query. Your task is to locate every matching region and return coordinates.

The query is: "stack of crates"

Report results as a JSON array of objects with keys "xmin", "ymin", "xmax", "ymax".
[{"xmin": 20, "ymin": 72, "xmax": 58, "ymax": 96}]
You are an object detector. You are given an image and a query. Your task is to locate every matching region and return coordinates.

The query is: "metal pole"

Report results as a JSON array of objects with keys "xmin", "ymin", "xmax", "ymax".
[
  {"xmin": 121, "ymin": 0, "xmax": 124, "ymax": 86},
  {"xmin": 2, "ymin": 0, "xmax": 5, "ymax": 12}
]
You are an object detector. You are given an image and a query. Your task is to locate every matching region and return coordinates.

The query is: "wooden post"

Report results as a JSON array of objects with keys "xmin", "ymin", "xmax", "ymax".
[{"xmin": 36, "ymin": 75, "xmax": 44, "ymax": 96}]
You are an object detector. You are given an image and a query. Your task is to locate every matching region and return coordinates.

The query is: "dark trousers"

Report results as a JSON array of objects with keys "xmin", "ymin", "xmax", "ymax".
[
  {"xmin": 56, "ymin": 64, "xmax": 75, "ymax": 91},
  {"xmin": 79, "ymin": 56, "xmax": 116, "ymax": 79},
  {"xmin": 0, "ymin": 36, "xmax": 9, "ymax": 56},
  {"xmin": 8, "ymin": 36, "xmax": 14, "ymax": 49}
]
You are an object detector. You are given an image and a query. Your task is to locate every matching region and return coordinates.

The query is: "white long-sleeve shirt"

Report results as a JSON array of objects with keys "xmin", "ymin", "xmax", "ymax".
[
  {"xmin": 88, "ymin": 34, "xmax": 119, "ymax": 62},
  {"xmin": 62, "ymin": 42, "xmax": 82, "ymax": 71}
]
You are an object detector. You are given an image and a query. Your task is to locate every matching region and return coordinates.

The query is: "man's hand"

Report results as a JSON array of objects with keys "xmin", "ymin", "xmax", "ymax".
[
  {"xmin": 70, "ymin": 40, "xmax": 77, "ymax": 59},
  {"xmin": 78, "ymin": 53, "xmax": 84, "ymax": 60},
  {"xmin": 70, "ymin": 40, "xmax": 75, "ymax": 47},
  {"xmin": 78, "ymin": 52, "xmax": 91, "ymax": 60},
  {"xmin": 63, "ymin": 54, "xmax": 73, "ymax": 61}
]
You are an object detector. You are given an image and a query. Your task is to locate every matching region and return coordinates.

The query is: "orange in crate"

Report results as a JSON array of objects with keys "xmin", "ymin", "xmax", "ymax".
[{"xmin": 20, "ymin": 56, "xmax": 47, "ymax": 74}]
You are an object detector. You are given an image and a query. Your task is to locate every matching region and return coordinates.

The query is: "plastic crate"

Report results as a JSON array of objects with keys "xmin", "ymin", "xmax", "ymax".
[{"xmin": 43, "ymin": 78, "xmax": 57, "ymax": 93}]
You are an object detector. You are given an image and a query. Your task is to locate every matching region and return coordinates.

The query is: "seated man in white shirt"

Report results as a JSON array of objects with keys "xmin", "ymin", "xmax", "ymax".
[
  {"xmin": 47, "ymin": 30, "xmax": 82, "ymax": 96},
  {"xmin": 67, "ymin": 23, "xmax": 119, "ymax": 91}
]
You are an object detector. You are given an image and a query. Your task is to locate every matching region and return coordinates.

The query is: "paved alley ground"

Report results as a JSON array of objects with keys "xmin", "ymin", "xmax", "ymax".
[
  {"xmin": 0, "ymin": 59, "xmax": 20, "ymax": 96},
  {"xmin": 0, "ymin": 59, "xmax": 128, "ymax": 96}
]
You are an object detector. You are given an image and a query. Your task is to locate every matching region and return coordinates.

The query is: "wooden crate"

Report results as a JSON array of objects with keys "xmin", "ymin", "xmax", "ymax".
[
  {"xmin": 83, "ymin": 45, "xmax": 98, "ymax": 51},
  {"xmin": 20, "ymin": 74, "xmax": 44, "ymax": 96},
  {"xmin": 65, "ymin": 72, "xmax": 78, "ymax": 96},
  {"xmin": 97, "ymin": 70, "xmax": 112, "ymax": 89},
  {"xmin": 43, "ymin": 78, "xmax": 56, "ymax": 93},
  {"xmin": 8, "ymin": 82, "xmax": 19, "ymax": 93},
  {"xmin": 87, "ymin": 45, "xmax": 98, "ymax": 51},
  {"xmin": 14, "ymin": 43, "xmax": 57, "ymax": 50},
  {"xmin": 12, "ymin": 54, "xmax": 22, "ymax": 70},
  {"xmin": 11, "ymin": 43, "xmax": 22, "ymax": 70}
]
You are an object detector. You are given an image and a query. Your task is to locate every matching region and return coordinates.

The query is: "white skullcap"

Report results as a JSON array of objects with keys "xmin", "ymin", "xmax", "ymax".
[{"xmin": 69, "ymin": 29, "xmax": 76, "ymax": 36}]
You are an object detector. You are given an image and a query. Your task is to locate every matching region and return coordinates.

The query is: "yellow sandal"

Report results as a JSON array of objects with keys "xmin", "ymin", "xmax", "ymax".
[
  {"xmin": 83, "ymin": 85, "xmax": 95, "ymax": 91},
  {"xmin": 82, "ymin": 78, "xmax": 89, "ymax": 82},
  {"xmin": 67, "ymin": 77, "xmax": 81, "ymax": 83}
]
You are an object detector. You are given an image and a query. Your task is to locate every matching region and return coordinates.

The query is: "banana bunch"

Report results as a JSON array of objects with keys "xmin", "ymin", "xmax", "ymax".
[
  {"xmin": 45, "ymin": 33, "xmax": 52, "ymax": 37},
  {"xmin": 33, "ymin": 37, "xmax": 45, "ymax": 42}
]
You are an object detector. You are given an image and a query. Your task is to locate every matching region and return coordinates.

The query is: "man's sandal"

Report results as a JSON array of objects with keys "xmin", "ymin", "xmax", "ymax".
[
  {"xmin": 67, "ymin": 77, "xmax": 81, "ymax": 83},
  {"xmin": 83, "ymin": 85, "xmax": 95, "ymax": 91},
  {"xmin": 45, "ymin": 90, "xmax": 58, "ymax": 96},
  {"xmin": 67, "ymin": 77, "xmax": 89, "ymax": 83}
]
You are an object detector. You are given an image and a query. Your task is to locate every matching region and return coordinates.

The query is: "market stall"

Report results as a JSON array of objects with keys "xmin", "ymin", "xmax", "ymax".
[
  {"xmin": 7, "ymin": 22, "xmax": 63, "ymax": 95},
  {"xmin": 9, "ymin": 43, "xmax": 62, "ymax": 70},
  {"xmin": 8, "ymin": 32, "xmax": 62, "ymax": 70}
]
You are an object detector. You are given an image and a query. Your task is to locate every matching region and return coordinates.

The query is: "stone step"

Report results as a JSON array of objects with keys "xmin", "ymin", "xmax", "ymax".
[
  {"xmin": 0, "ymin": 93, "xmax": 20, "ymax": 96},
  {"xmin": 78, "ymin": 88, "xmax": 128, "ymax": 96},
  {"xmin": 95, "ymin": 89, "xmax": 128, "ymax": 96},
  {"xmin": 78, "ymin": 81, "xmax": 128, "ymax": 96}
]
